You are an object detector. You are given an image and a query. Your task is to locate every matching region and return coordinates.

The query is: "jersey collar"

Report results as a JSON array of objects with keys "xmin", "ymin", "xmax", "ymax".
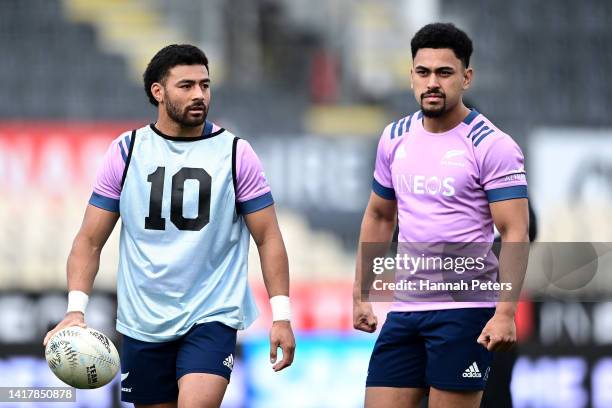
[{"xmin": 150, "ymin": 121, "xmax": 224, "ymax": 141}]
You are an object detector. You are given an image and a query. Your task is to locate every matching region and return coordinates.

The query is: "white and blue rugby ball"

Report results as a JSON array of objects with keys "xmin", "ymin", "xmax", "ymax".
[{"xmin": 45, "ymin": 327, "xmax": 120, "ymax": 389}]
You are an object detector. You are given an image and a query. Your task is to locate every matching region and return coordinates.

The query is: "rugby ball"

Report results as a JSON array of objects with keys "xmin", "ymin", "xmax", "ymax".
[{"xmin": 45, "ymin": 327, "xmax": 120, "ymax": 389}]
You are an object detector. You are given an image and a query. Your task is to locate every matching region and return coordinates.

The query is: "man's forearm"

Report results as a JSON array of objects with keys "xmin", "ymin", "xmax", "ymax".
[
  {"xmin": 496, "ymin": 230, "xmax": 529, "ymax": 316},
  {"xmin": 258, "ymin": 235, "xmax": 290, "ymax": 297},
  {"xmin": 66, "ymin": 234, "xmax": 102, "ymax": 294},
  {"xmin": 353, "ymin": 211, "xmax": 396, "ymax": 301}
]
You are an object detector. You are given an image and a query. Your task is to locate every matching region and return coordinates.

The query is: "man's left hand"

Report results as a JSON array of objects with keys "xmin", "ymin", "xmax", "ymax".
[
  {"xmin": 477, "ymin": 312, "xmax": 516, "ymax": 352},
  {"xmin": 269, "ymin": 320, "xmax": 296, "ymax": 371}
]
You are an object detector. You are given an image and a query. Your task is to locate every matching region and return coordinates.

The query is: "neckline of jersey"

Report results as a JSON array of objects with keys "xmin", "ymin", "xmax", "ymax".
[
  {"xmin": 415, "ymin": 110, "xmax": 479, "ymax": 137},
  {"xmin": 149, "ymin": 122, "xmax": 225, "ymax": 141}
]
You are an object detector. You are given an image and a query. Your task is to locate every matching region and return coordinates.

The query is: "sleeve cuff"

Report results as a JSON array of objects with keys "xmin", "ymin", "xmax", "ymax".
[
  {"xmin": 486, "ymin": 185, "xmax": 528, "ymax": 203},
  {"xmin": 237, "ymin": 191, "xmax": 274, "ymax": 214},
  {"xmin": 89, "ymin": 192, "xmax": 120, "ymax": 212},
  {"xmin": 372, "ymin": 178, "xmax": 396, "ymax": 200}
]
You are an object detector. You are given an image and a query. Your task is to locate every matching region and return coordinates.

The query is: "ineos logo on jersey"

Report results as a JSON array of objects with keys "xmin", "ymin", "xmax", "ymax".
[{"xmin": 395, "ymin": 174, "xmax": 456, "ymax": 196}]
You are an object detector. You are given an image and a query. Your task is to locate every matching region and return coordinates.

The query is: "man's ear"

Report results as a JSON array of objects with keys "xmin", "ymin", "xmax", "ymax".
[
  {"xmin": 151, "ymin": 83, "xmax": 164, "ymax": 104},
  {"xmin": 463, "ymin": 67, "xmax": 473, "ymax": 90},
  {"xmin": 409, "ymin": 67, "xmax": 414, "ymax": 89}
]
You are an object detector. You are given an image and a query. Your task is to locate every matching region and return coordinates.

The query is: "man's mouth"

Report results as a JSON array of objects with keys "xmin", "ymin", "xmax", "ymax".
[{"xmin": 423, "ymin": 94, "xmax": 444, "ymax": 100}]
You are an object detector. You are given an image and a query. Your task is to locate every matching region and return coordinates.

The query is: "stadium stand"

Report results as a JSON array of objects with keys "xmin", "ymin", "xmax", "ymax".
[{"xmin": 0, "ymin": 0, "xmax": 151, "ymax": 119}]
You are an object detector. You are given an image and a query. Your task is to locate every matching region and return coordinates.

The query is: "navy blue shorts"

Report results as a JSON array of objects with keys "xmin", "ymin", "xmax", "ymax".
[
  {"xmin": 366, "ymin": 308, "xmax": 495, "ymax": 391},
  {"xmin": 120, "ymin": 321, "xmax": 237, "ymax": 404}
]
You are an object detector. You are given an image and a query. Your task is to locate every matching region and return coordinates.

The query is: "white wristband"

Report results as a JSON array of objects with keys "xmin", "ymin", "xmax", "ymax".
[
  {"xmin": 67, "ymin": 290, "xmax": 89, "ymax": 314},
  {"xmin": 270, "ymin": 295, "xmax": 291, "ymax": 321}
]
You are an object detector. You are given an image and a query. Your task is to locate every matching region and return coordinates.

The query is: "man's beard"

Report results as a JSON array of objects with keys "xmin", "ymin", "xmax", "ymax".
[
  {"xmin": 165, "ymin": 97, "xmax": 208, "ymax": 127},
  {"xmin": 420, "ymin": 91, "xmax": 446, "ymax": 118}
]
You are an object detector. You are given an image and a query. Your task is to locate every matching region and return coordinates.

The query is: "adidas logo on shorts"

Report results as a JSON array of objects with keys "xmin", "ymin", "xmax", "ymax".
[
  {"xmin": 462, "ymin": 362, "xmax": 482, "ymax": 378},
  {"xmin": 223, "ymin": 354, "xmax": 234, "ymax": 371}
]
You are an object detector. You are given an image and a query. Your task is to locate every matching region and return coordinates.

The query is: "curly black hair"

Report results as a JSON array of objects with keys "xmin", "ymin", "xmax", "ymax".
[
  {"xmin": 410, "ymin": 23, "xmax": 473, "ymax": 67},
  {"xmin": 143, "ymin": 44, "xmax": 209, "ymax": 106}
]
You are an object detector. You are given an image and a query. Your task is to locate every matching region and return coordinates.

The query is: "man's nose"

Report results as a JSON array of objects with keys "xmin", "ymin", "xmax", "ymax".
[
  {"xmin": 190, "ymin": 83, "xmax": 208, "ymax": 101},
  {"xmin": 427, "ymin": 74, "xmax": 440, "ymax": 89},
  {"xmin": 192, "ymin": 87, "xmax": 205, "ymax": 100}
]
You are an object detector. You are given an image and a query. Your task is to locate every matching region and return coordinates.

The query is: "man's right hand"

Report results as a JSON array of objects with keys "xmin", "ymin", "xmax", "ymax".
[
  {"xmin": 353, "ymin": 301, "xmax": 378, "ymax": 333},
  {"xmin": 43, "ymin": 312, "xmax": 87, "ymax": 346}
]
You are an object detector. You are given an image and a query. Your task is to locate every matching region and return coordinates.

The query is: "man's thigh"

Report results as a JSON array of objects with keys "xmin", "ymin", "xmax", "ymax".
[
  {"xmin": 135, "ymin": 403, "xmax": 177, "ymax": 408},
  {"xmin": 175, "ymin": 322, "xmax": 237, "ymax": 408},
  {"xmin": 178, "ymin": 373, "xmax": 228, "ymax": 408},
  {"xmin": 120, "ymin": 335, "xmax": 180, "ymax": 405},
  {"xmin": 366, "ymin": 312, "xmax": 427, "ymax": 388},
  {"xmin": 423, "ymin": 308, "xmax": 495, "ymax": 392},
  {"xmin": 428, "ymin": 387, "xmax": 483, "ymax": 408},
  {"xmin": 176, "ymin": 321, "xmax": 237, "ymax": 382},
  {"xmin": 120, "ymin": 321, "xmax": 237, "ymax": 406},
  {"xmin": 365, "ymin": 387, "xmax": 426, "ymax": 408}
]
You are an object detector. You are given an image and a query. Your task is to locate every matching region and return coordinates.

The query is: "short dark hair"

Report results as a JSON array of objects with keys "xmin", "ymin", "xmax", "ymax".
[
  {"xmin": 143, "ymin": 44, "xmax": 209, "ymax": 106},
  {"xmin": 410, "ymin": 23, "xmax": 473, "ymax": 67}
]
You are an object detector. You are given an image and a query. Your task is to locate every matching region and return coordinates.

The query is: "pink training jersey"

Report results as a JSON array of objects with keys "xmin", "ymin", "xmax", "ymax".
[
  {"xmin": 91, "ymin": 121, "xmax": 272, "ymax": 213},
  {"xmin": 372, "ymin": 110, "xmax": 527, "ymax": 312}
]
